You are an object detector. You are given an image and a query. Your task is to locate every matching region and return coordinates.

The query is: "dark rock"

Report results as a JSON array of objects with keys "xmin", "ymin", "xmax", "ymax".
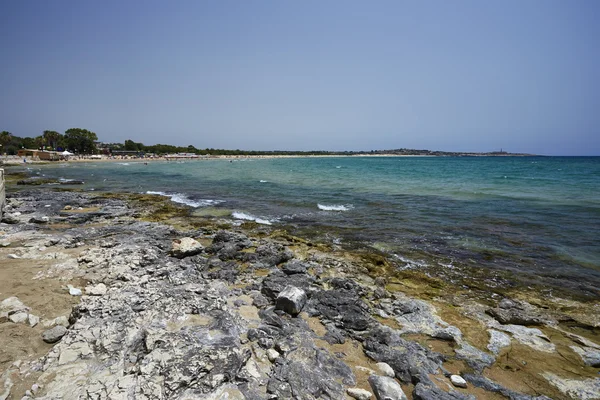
[
  {"xmin": 310, "ymin": 289, "xmax": 372, "ymax": 331},
  {"xmin": 463, "ymin": 374, "xmax": 552, "ymax": 400},
  {"xmin": 413, "ymin": 383, "xmax": 475, "ymax": 400},
  {"xmin": 29, "ymin": 215, "xmax": 50, "ymax": 224},
  {"xmin": 255, "ymin": 242, "xmax": 293, "ymax": 266},
  {"xmin": 261, "ymin": 271, "xmax": 313, "ymax": 300},
  {"xmin": 364, "ymin": 327, "xmax": 444, "ymax": 384},
  {"xmin": 42, "ymin": 325, "xmax": 67, "ymax": 343},
  {"xmin": 281, "ymin": 260, "xmax": 308, "ymax": 275},
  {"xmin": 275, "ymin": 286, "xmax": 307, "ymax": 316}
]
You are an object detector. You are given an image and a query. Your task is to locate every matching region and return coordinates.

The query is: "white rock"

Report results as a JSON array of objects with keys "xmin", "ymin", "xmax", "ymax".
[
  {"xmin": 450, "ymin": 375, "xmax": 468, "ymax": 388},
  {"xmin": 171, "ymin": 237, "xmax": 203, "ymax": 259},
  {"xmin": 9, "ymin": 312, "xmax": 29, "ymax": 324},
  {"xmin": 266, "ymin": 349, "xmax": 280, "ymax": 362},
  {"xmin": 0, "ymin": 297, "xmax": 28, "ymax": 313},
  {"xmin": 67, "ymin": 285, "xmax": 82, "ymax": 296},
  {"xmin": 375, "ymin": 362, "xmax": 395, "ymax": 378},
  {"xmin": 85, "ymin": 283, "xmax": 107, "ymax": 296},
  {"xmin": 28, "ymin": 314, "xmax": 40, "ymax": 327},
  {"xmin": 42, "ymin": 316, "xmax": 69, "ymax": 328},
  {"xmin": 368, "ymin": 375, "xmax": 408, "ymax": 400},
  {"xmin": 347, "ymin": 387, "xmax": 373, "ymax": 400},
  {"xmin": 7, "ymin": 254, "xmax": 20, "ymax": 259}
]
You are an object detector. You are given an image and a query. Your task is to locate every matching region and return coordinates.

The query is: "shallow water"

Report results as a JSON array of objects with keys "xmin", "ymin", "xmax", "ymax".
[{"xmin": 30, "ymin": 156, "xmax": 600, "ymax": 297}]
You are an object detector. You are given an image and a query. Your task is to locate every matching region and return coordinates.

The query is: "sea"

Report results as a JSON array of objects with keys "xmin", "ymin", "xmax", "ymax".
[{"xmin": 26, "ymin": 156, "xmax": 600, "ymax": 299}]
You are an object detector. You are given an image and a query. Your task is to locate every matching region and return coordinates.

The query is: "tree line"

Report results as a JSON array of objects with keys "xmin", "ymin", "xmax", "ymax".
[{"xmin": 0, "ymin": 129, "xmax": 98, "ymax": 155}]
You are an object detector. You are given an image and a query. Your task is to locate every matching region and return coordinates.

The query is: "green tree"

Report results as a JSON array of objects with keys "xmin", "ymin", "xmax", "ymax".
[
  {"xmin": 43, "ymin": 130, "xmax": 62, "ymax": 150},
  {"xmin": 124, "ymin": 139, "xmax": 143, "ymax": 151},
  {"xmin": 34, "ymin": 135, "xmax": 46, "ymax": 150},
  {"xmin": 64, "ymin": 128, "xmax": 98, "ymax": 153},
  {"xmin": 0, "ymin": 131, "xmax": 13, "ymax": 153}
]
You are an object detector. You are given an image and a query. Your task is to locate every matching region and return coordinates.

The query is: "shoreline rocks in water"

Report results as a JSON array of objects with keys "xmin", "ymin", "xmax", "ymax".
[{"xmin": 0, "ymin": 188, "xmax": 599, "ymax": 399}]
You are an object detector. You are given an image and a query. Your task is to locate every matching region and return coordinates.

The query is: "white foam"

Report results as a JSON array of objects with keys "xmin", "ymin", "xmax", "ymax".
[
  {"xmin": 259, "ymin": 180, "xmax": 268, "ymax": 183},
  {"xmin": 317, "ymin": 204, "xmax": 353, "ymax": 211},
  {"xmin": 117, "ymin": 163, "xmax": 130, "ymax": 166},
  {"xmin": 232, "ymin": 211, "xmax": 274, "ymax": 225},
  {"xmin": 146, "ymin": 191, "xmax": 224, "ymax": 208}
]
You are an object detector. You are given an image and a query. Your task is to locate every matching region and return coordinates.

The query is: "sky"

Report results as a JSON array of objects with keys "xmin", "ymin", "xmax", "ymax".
[{"xmin": 1, "ymin": 1, "xmax": 599, "ymax": 155}]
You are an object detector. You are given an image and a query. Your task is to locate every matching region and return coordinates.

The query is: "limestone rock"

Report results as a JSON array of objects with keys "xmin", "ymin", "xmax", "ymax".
[
  {"xmin": 487, "ymin": 329, "xmax": 511, "ymax": 355},
  {"xmin": 1, "ymin": 213, "xmax": 20, "ymax": 224},
  {"xmin": 451, "ymin": 375, "xmax": 468, "ymax": 388},
  {"xmin": 348, "ymin": 387, "xmax": 373, "ymax": 400},
  {"xmin": 84, "ymin": 283, "xmax": 107, "ymax": 296},
  {"xmin": 42, "ymin": 326, "xmax": 67, "ymax": 343},
  {"xmin": 0, "ymin": 297, "xmax": 28, "ymax": 314},
  {"xmin": 28, "ymin": 314, "xmax": 40, "ymax": 327},
  {"xmin": 275, "ymin": 286, "xmax": 307, "ymax": 316},
  {"xmin": 376, "ymin": 362, "xmax": 395, "ymax": 378},
  {"xmin": 171, "ymin": 237, "xmax": 203, "ymax": 258},
  {"xmin": 368, "ymin": 375, "xmax": 408, "ymax": 400},
  {"xmin": 9, "ymin": 312, "xmax": 28, "ymax": 324},
  {"xmin": 29, "ymin": 216, "xmax": 50, "ymax": 224}
]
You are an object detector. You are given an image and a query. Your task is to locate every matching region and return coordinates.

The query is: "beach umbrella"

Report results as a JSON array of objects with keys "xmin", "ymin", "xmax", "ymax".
[{"xmin": 61, "ymin": 150, "xmax": 74, "ymax": 156}]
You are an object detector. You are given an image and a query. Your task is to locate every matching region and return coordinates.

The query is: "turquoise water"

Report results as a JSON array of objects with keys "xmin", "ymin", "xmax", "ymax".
[{"xmin": 30, "ymin": 156, "xmax": 600, "ymax": 297}]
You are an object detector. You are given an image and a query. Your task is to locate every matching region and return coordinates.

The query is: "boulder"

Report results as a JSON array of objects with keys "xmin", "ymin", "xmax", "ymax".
[
  {"xmin": 276, "ymin": 286, "xmax": 307, "ymax": 316},
  {"xmin": 368, "ymin": 375, "xmax": 408, "ymax": 400},
  {"xmin": 281, "ymin": 260, "xmax": 308, "ymax": 275},
  {"xmin": 42, "ymin": 325, "xmax": 67, "ymax": 343},
  {"xmin": 29, "ymin": 216, "xmax": 50, "ymax": 224},
  {"xmin": 171, "ymin": 237, "xmax": 204, "ymax": 259},
  {"xmin": 9, "ymin": 312, "xmax": 28, "ymax": 324}
]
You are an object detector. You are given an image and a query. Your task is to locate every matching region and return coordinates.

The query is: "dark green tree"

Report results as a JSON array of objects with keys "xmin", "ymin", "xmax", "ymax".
[
  {"xmin": 64, "ymin": 128, "xmax": 98, "ymax": 153},
  {"xmin": 0, "ymin": 131, "xmax": 13, "ymax": 153},
  {"xmin": 43, "ymin": 130, "xmax": 62, "ymax": 150}
]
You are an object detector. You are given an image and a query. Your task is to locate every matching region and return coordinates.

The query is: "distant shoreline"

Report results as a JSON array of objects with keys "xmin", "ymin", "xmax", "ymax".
[{"xmin": 0, "ymin": 152, "xmax": 540, "ymax": 165}]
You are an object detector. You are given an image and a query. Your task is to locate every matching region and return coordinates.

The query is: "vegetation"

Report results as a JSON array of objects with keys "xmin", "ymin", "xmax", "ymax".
[{"xmin": 0, "ymin": 128, "xmax": 533, "ymax": 157}]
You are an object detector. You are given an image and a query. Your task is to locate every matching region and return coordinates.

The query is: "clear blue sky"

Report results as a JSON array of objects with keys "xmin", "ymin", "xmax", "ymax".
[{"xmin": 1, "ymin": 1, "xmax": 599, "ymax": 155}]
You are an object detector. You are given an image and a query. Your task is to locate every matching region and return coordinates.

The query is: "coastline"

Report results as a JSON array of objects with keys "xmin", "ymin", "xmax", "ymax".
[
  {"xmin": 0, "ymin": 183, "xmax": 599, "ymax": 399},
  {"xmin": 0, "ymin": 152, "xmax": 540, "ymax": 166}
]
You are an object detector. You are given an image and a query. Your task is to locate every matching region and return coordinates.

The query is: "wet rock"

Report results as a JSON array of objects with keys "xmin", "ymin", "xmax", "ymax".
[
  {"xmin": 368, "ymin": 375, "xmax": 407, "ymax": 400},
  {"xmin": 275, "ymin": 286, "xmax": 307, "ymax": 316},
  {"xmin": 42, "ymin": 325, "xmax": 67, "ymax": 343},
  {"xmin": 348, "ymin": 387, "xmax": 373, "ymax": 400},
  {"xmin": 486, "ymin": 299, "xmax": 546, "ymax": 326},
  {"xmin": 450, "ymin": 375, "xmax": 468, "ymax": 388},
  {"xmin": 171, "ymin": 237, "xmax": 204, "ymax": 258}
]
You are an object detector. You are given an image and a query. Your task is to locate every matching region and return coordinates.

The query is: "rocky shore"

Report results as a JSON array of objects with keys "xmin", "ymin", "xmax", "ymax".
[{"xmin": 1, "ymin": 187, "xmax": 599, "ymax": 400}]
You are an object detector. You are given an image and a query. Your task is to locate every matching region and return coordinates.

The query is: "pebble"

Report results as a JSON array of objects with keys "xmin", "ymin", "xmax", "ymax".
[
  {"xmin": 450, "ymin": 374, "xmax": 468, "ymax": 388},
  {"xmin": 347, "ymin": 387, "xmax": 373, "ymax": 400},
  {"xmin": 266, "ymin": 349, "xmax": 280, "ymax": 362}
]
